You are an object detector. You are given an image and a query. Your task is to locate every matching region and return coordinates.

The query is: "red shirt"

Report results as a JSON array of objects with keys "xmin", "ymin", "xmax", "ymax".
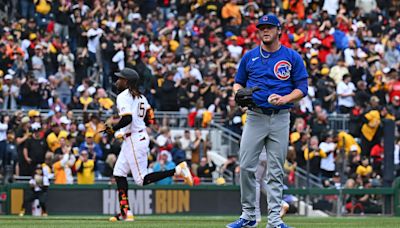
[
  {"xmin": 370, "ymin": 144, "xmax": 383, "ymax": 162},
  {"xmin": 318, "ymin": 49, "xmax": 330, "ymax": 63},
  {"xmin": 389, "ymin": 80, "xmax": 400, "ymax": 102},
  {"xmin": 280, "ymin": 33, "xmax": 292, "ymax": 48},
  {"xmin": 246, "ymin": 23, "xmax": 258, "ymax": 36}
]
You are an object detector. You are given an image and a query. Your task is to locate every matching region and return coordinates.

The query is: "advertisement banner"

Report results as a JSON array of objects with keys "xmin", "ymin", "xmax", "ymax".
[{"xmin": 10, "ymin": 185, "xmax": 263, "ymax": 215}]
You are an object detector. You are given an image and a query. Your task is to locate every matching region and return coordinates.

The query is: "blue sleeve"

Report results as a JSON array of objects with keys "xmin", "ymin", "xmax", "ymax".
[
  {"xmin": 95, "ymin": 144, "xmax": 103, "ymax": 159},
  {"xmin": 234, "ymin": 53, "xmax": 249, "ymax": 86},
  {"xmin": 79, "ymin": 143, "xmax": 85, "ymax": 152},
  {"xmin": 291, "ymin": 51, "xmax": 308, "ymax": 97}
]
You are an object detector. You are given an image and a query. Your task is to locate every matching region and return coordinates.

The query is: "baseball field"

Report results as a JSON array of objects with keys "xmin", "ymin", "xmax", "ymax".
[{"xmin": 1, "ymin": 215, "xmax": 399, "ymax": 228}]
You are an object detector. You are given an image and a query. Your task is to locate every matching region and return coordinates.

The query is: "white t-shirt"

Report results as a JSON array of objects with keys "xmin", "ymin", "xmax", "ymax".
[
  {"xmin": 344, "ymin": 48, "xmax": 355, "ymax": 66},
  {"xmin": 337, "ymin": 81, "xmax": 356, "ymax": 108},
  {"xmin": 319, "ymin": 142, "xmax": 336, "ymax": 171},
  {"xmin": 395, "ymin": 144, "xmax": 399, "ymax": 165},
  {"xmin": 0, "ymin": 122, "xmax": 7, "ymax": 141},
  {"xmin": 149, "ymin": 43, "xmax": 163, "ymax": 53},
  {"xmin": 87, "ymin": 28, "xmax": 103, "ymax": 53},
  {"xmin": 227, "ymin": 44, "xmax": 243, "ymax": 60},
  {"xmin": 57, "ymin": 53, "xmax": 75, "ymax": 72},
  {"xmin": 156, "ymin": 135, "xmax": 168, "ymax": 147},
  {"xmin": 72, "ymin": 4, "xmax": 90, "ymax": 16},
  {"xmin": 21, "ymin": 39, "xmax": 31, "ymax": 60},
  {"xmin": 299, "ymin": 85, "xmax": 315, "ymax": 113},
  {"xmin": 180, "ymin": 137, "xmax": 192, "ymax": 159},
  {"xmin": 189, "ymin": 67, "xmax": 203, "ymax": 82},
  {"xmin": 322, "ymin": 0, "xmax": 339, "ymax": 16},
  {"xmin": 112, "ymin": 50, "xmax": 125, "ymax": 70},
  {"xmin": 117, "ymin": 89, "xmax": 149, "ymax": 133},
  {"xmin": 32, "ymin": 55, "xmax": 46, "ymax": 79}
]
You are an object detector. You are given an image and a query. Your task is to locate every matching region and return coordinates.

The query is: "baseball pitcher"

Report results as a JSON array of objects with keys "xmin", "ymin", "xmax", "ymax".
[{"xmin": 227, "ymin": 14, "xmax": 308, "ymax": 228}]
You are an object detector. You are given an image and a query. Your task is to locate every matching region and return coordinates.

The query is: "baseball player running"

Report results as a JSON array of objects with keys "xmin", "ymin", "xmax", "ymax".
[
  {"xmin": 105, "ymin": 68, "xmax": 193, "ymax": 222},
  {"xmin": 227, "ymin": 14, "xmax": 308, "ymax": 228}
]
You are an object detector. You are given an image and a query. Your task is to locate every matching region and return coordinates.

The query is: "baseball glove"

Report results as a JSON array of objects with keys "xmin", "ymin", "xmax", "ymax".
[
  {"xmin": 103, "ymin": 122, "xmax": 115, "ymax": 136},
  {"xmin": 234, "ymin": 86, "xmax": 260, "ymax": 107}
]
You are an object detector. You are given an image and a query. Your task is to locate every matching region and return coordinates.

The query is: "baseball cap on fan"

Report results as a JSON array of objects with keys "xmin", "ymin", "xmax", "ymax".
[{"xmin": 256, "ymin": 14, "xmax": 281, "ymax": 28}]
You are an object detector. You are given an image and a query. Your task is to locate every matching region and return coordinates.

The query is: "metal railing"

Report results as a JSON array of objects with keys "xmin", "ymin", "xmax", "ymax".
[
  {"xmin": 294, "ymin": 165, "xmax": 323, "ymax": 188},
  {"xmin": 327, "ymin": 113, "xmax": 350, "ymax": 131},
  {"xmin": 1, "ymin": 109, "xmax": 351, "ymax": 132},
  {"xmin": 2, "ymin": 110, "xmax": 352, "ymax": 187}
]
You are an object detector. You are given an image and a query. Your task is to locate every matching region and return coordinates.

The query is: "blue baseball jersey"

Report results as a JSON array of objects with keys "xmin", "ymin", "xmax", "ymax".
[{"xmin": 235, "ymin": 45, "xmax": 308, "ymax": 109}]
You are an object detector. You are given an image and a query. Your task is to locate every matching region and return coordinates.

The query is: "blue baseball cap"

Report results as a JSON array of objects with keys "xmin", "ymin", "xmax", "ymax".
[{"xmin": 256, "ymin": 14, "xmax": 281, "ymax": 28}]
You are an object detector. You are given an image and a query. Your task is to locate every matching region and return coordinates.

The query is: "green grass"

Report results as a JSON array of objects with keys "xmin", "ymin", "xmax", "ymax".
[{"xmin": 0, "ymin": 215, "xmax": 399, "ymax": 228}]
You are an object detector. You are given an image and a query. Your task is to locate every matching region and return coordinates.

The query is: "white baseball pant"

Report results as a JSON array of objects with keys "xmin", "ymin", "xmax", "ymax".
[{"xmin": 113, "ymin": 130, "xmax": 149, "ymax": 186}]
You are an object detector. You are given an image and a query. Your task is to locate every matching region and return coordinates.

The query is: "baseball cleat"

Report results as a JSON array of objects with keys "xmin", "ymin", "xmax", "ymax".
[
  {"xmin": 275, "ymin": 223, "xmax": 293, "ymax": 228},
  {"xmin": 226, "ymin": 218, "xmax": 257, "ymax": 228},
  {"xmin": 109, "ymin": 213, "xmax": 123, "ymax": 222},
  {"xmin": 125, "ymin": 211, "xmax": 134, "ymax": 221},
  {"xmin": 109, "ymin": 212, "xmax": 135, "ymax": 222},
  {"xmin": 280, "ymin": 201, "xmax": 290, "ymax": 218},
  {"xmin": 109, "ymin": 216, "xmax": 118, "ymax": 222},
  {"xmin": 19, "ymin": 209, "xmax": 25, "ymax": 217},
  {"xmin": 176, "ymin": 161, "xmax": 193, "ymax": 186}
]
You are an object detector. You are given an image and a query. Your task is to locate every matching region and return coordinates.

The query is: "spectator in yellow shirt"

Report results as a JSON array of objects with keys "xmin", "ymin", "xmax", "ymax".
[
  {"xmin": 221, "ymin": 0, "xmax": 242, "ymax": 26},
  {"xmin": 360, "ymin": 101, "xmax": 381, "ymax": 157},
  {"xmin": 85, "ymin": 115, "xmax": 105, "ymax": 144},
  {"xmin": 46, "ymin": 122, "xmax": 69, "ymax": 152},
  {"xmin": 335, "ymin": 131, "xmax": 361, "ymax": 155},
  {"xmin": 34, "ymin": 0, "xmax": 52, "ymax": 15},
  {"xmin": 75, "ymin": 150, "xmax": 95, "ymax": 184},
  {"xmin": 79, "ymin": 90, "xmax": 93, "ymax": 110},
  {"xmin": 356, "ymin": 157, "xmax": 373, "ymax": 177},
  {"xmin": 97, "ymin": 88, "xmax": 114, "ymax": 110}
]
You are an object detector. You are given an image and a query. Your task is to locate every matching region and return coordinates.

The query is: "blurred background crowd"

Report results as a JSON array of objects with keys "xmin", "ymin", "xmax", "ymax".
[{"xmin": 0, "ymin": 1, "xmax": 399, "ymax": 213}]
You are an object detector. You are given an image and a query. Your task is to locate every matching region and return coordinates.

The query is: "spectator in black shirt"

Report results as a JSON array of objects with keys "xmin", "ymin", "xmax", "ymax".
[
  {"xmin": 316, "ymin": 67, "xmax": 336, "ymax": 112},
  {"xmin": 355, "ymin": 80, "xmax": 371, "ymax": 108},
  {"xmin": 23, "ymin": 18, "xmax": 38, "ymax": 40},
  {"xmin": 197, "ymin": 157, "xmax": 216, "ymax": 181},
  {"xmin": 19, "ymin": 78, "xmax": 41, "ymax": 110},
  {"xmin": 23, "ymin": 123, "xmax": 46, "ymax": 175},
  {"xmin": 16, "ymin": 117, "xmax": 32, "ymax": 176},
  {"xmin": 4, "ymin": 130, "xmax": 18, "ymax": 182},
  {"xmin": 310, "ymin": 112, "xmax": 329, "ymax": 139},
  {"xmin": 199, "ymin": 74, "xmax": 217, "ymax": 109},
  {"xmin": 294, "ymin": 132, "xmax": 309, "ymax": 169},
  {"xmin": 54, "ymin": 0, "xmax": 71, "ymax": 42},
  {"xmin": 177, "ymin": 79, "xmax": 192, "ymax": 112},
  {"xmin": 0, "ymin": 43, "xmax": 12, "ymax": 74},
  {"xmin": 159, "ymin": 71, "xmax": 178, "ymax": 111}
]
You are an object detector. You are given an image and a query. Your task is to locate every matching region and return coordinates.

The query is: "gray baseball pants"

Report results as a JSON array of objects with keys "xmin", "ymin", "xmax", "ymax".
[
  {"xmin": 255, "ymin": 150, "xmax": 268, "ymax": 221},
  {"xmin": 239, "ymin": 109, "xmax": 289, "ymax": 228}
]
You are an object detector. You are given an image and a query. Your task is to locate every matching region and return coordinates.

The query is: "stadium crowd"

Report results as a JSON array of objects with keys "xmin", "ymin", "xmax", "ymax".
[{"xmin": 0, "ymin": 1, "xmax": 399, "ymax": 211}]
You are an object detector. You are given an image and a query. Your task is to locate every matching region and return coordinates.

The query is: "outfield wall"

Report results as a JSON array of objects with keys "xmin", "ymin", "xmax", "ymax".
[
  {"xmin": 4, "ymin": 184, "xmax": 255, "ymax": 216},
  {"xmin": 2, "ymin": 180, "xmax": 400, "ymax": 216}
]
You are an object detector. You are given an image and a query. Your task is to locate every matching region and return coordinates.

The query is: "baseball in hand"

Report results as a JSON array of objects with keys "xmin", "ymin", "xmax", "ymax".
[{"xmin": 268, "ymin": 94, "xmax": 278, "ymax": 103}]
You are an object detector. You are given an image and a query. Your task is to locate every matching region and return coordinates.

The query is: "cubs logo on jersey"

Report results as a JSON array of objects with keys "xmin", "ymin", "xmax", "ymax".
[{"xmin": 274, "ymin": 60, "xmax": 292, "ymax": 80}]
